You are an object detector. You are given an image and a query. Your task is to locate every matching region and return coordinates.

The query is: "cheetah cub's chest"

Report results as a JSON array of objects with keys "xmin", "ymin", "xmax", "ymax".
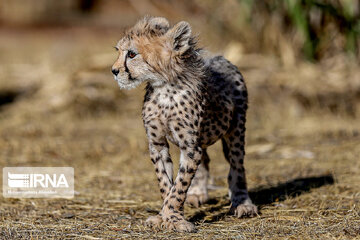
[{"xmin": 142, "ymin": 85, "xmax": 201, "ymax": 147}]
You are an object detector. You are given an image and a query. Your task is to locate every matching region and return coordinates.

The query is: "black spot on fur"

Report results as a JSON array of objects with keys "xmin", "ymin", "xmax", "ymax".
[
  {"xmin": 231, "ymin": 151, "xmax": 240, "ymax": 157},
  {"xmin": 177, "ymin": 189, "xmax": 185, "ymax": 195}
]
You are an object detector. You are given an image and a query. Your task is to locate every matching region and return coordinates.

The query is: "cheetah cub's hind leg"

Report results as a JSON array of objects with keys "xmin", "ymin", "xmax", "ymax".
[
  {"xmin": 222, "ymin": 111, "xmax": 258, "ymax": 217},
  {"xmin": 186, "ymin": 149, "xmax": 210, "ymax": 207}
]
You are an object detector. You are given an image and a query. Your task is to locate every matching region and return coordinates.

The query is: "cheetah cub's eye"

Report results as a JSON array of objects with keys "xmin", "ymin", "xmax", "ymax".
[{"xmin": 127, "ymin": 50, "xmax": 137, "ymax": 59}]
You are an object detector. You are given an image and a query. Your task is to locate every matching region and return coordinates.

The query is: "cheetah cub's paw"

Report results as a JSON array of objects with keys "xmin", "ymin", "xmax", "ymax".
[
  {"xmin": 161, "ymin": 218, "xmax": 196, "ymax": 233},
  {"xmin": 231, "ymin": 199, "xmax": 258, "ymax": 218},
  {"xmin": 160, "ymin": 211, "xmax": 196, "ymax": 232},
  {"xmin": 145, "ymin": 215, "xmax": 163, "ymax": 229},
  {"xmin": 146, "ymin": 213, "xmax": 196, "ymax": 232},
  {"xmin": 186, "ymin": 193, "xmax": 209, "ymax": 207}
]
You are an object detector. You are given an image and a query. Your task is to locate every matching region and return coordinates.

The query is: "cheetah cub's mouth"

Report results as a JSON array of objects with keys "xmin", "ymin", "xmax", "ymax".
[{"xmin": 114, "ymin": 75, "xmax": 143, "ymax": 90}]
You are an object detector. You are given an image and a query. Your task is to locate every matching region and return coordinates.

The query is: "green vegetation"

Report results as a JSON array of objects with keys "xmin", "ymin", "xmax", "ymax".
[{"xmin": 237, "ymin": 0, "xmax": 360, "ymax": 60}]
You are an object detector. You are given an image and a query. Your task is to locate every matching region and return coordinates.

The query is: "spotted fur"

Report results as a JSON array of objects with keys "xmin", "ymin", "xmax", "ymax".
[{"xmin": 111, "ymin": 16, "xmax": 257, "ymax": 232}]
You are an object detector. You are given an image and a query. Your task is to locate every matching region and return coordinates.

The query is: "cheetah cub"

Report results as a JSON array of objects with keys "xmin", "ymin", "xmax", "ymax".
[{"xmin": 111, "ymin": 17, "xmax": 257, "ymax": 232}]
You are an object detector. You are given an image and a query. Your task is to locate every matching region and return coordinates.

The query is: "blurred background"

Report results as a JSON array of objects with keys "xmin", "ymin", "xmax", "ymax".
[
  {"xmin": 0, "ymin": 1, "xmax": 359, "ymax": 238},
  {"xmin": 0, "ymin": 0, "xmax": 359, "ymax": 119}
]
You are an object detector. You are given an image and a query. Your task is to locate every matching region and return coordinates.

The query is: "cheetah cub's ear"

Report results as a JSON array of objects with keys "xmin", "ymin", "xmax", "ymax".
[
  {"xmin": 147, "ymin": 17, "xmax": 170, "ymax": 35},
  {"xmin": 133, "ymin": 16, "xmax": 170, "ymax": 36},
  {"xmin": 166, "ymin": 21, "xmax": 192, "ymax": 55}
]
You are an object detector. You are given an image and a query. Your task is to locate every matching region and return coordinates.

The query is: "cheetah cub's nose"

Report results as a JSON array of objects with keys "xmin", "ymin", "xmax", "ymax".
[{"xmin": 111, "ymin": 68, "xmax": 119, "ymax": 76}]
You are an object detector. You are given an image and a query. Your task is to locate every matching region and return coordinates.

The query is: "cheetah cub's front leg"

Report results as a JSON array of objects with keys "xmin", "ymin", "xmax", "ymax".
[
  {"xmin": 144, "ymin": 127, "xmax": 174, "ymax": 229},
  {"xmin": 143, "ymin": 120, "xmax": 203, "ymax": 232},
  {"xmin": 144, "ymin": 117, "xmax": 203, "ymax": 232},
  {"xmin": 146, "ymin": 142, "xmax": 202, "ymax": 232},
  {"xmin": 158, "ymin": 145, "xmax": 202, "ymax": 232}
]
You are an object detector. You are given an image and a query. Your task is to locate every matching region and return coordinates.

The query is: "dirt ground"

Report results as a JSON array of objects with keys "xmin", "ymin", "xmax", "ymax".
[{"xmin": 0, "ymin": 27, "xmax": 359, "ymax": 239}]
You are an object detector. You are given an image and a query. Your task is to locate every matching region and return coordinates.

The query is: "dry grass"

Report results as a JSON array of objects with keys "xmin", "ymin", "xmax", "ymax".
[{"xmin": 0, "ymin": 27, "xmax": 359, "ymax": 239}]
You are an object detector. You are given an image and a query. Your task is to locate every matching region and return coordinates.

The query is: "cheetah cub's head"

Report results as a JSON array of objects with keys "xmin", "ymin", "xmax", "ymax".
[{"xmin": 111, "ymin": 16, "xmax": 196, "ymax": 89}]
